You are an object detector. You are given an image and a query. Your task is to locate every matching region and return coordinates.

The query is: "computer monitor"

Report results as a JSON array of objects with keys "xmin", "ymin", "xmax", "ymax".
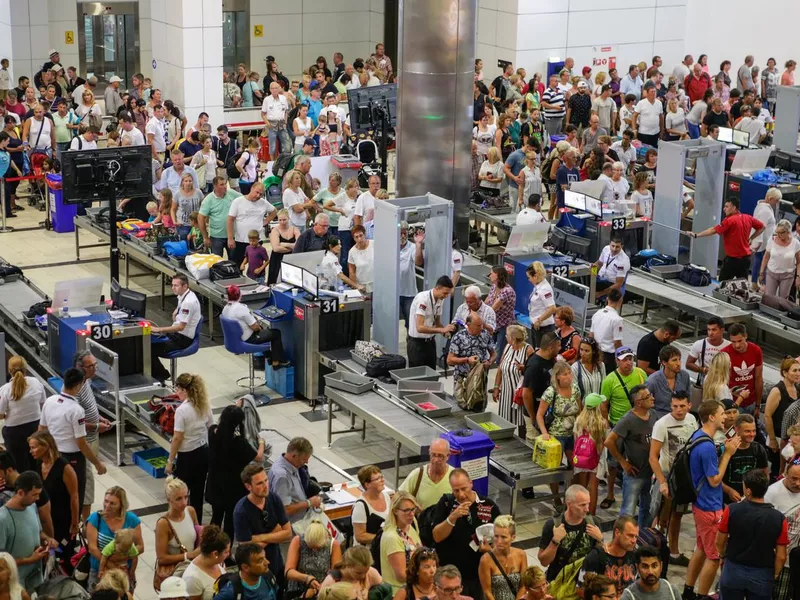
[
  {"xmin": 110, "ymin": 277, "xmax": 121, "ymax": 307},
  {"xmin": 718, "ymin": 127, "xmax": 734, "ymax": 143},
  {"xmin": 584, "ymin": 195, "xmax": 603, "ymax": 218},
  {"xmin": 117, "ymin": 287, "xmax": 147, "ymax": 318},
  {"xmin": 732, "ymin": 129, "xmax": 750, "ymax": 148},
  {"xmin": 302, "ymin": 269, "xmax": 318, "ymax": 298},
  {"xmin": 281, "ymin": 263, "xmax": 303, "ymax": 288},
  {"xmin": 564, "ymin": 190, "xmax": 586, "ymax": 211}
]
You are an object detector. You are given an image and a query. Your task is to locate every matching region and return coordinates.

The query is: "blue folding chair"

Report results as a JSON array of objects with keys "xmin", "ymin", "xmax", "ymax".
[
  {"xmin": 220, "ymin": 316, "xmax": 271, "ymax": 405},
  {"xmin": 164, "ymin": 323, "xmax": 202, "ymax": 383}
]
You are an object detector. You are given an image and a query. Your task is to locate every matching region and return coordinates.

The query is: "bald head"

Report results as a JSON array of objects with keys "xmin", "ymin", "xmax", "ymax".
[{"xmin": 466, "ymin": 311, "xmax": 483, "ymax": 334}]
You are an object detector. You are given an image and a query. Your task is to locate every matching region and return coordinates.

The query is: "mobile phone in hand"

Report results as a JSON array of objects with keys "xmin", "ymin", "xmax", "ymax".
[{"xmin": 725, "ymin": 426, "xmax": 736, "ymax": 439}]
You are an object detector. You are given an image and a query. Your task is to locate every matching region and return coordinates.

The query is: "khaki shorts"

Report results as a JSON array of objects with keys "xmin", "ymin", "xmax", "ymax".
[{"xmin": 84, "ymin": 437, "xmax": 100, "ymax": 505}]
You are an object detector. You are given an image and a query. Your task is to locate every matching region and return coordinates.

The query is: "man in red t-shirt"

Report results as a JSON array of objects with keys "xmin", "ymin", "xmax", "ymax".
[
  {"xmin": 685, "ymin": 63, "xmax": 712, "ymax": 105},
  {"xmin": 722, "ymin": 323, "xmax": 764, "ymax": 417},
  {"xmin": 688, "ymin": 197, "xmax": 764, "ymax": 280}
]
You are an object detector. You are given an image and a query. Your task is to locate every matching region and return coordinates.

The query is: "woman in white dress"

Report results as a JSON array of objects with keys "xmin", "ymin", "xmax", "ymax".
[
  {"xmin": 492, "ymin": 324, "xmax": 533, "ymax": 427},
  {"xmin": 293, "ymin": 105, "xmax": 314, "ymax": 150}
]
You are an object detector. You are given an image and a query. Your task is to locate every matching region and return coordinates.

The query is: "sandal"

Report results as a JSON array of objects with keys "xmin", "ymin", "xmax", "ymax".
[{"xmin": 599, "ymin": 498, "xmax": 615, "ymax": 509}]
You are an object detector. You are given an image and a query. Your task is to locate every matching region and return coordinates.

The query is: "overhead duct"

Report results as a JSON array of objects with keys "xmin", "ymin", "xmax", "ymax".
[{"xmin": 395, "ymin": 0, "xmax": 476, "ymax": 247}]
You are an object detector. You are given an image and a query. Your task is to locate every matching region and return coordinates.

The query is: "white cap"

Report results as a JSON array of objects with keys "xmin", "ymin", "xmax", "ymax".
[
  {"xmin": 48, "ymin": 49, "xmax": 58, "ymax": 58},
  {"xmin": 577, "ymin": 81, "xmax": 588, "ymax": 89},
  {"xmin": 109, "ymin": 75, "xmax": 123, "ymax": 83},
  {"xmin": 50, "ymin": 63, "xmax": 63, "ymax": 72},
  {"xmin": 158, "ymin": 577, "xmax": 188, "ymax": 599}
]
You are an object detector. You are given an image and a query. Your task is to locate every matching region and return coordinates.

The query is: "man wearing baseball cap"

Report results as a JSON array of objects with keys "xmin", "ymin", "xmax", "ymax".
[
  {"xmin": 567, "ymin": 79, "xmax": 592, "ymax": 136},
  {"xmin": 104, "ymin": 75, "xmax": 124, "ymax": 116},
  {"xmin": 598, "ymin": 345, "xmax": 647, "ymax": 510},
  {"xmin": 158, "ymin": 576, "xmax": 189, "ymax": 600}
]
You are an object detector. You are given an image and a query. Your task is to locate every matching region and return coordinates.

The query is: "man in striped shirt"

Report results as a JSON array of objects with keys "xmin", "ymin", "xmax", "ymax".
[{"xmin": 541, "ymin": 74, "xmax": 566, "ymax": 136}]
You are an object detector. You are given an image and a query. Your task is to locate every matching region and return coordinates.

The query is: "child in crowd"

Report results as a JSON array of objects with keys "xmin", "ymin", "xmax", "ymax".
[
  {"xmin": 619, "ymin": 94, "xmax": 636, "ymax": 133},
  {"xmin": 106, "ymin": 130, "xmax": 120, "ymax": 147},
  {"xmin": 781, "ymin": 424, "xmax": 800, "ymax": 463},
  {"xmin": 0, "ymin": 59, "xmax": 10, "ymax": 101},
  {"xmin": 240, "ymin": 229, "xmax": 268, "ymax": 283},
  {"xmin": 154, "ymin": 189, "xmax": 175, "ymax": 228},
  {"xmin": 142, "ymin": 78, "xmax": 153, "ymax": 102},
  {"xmin": 99, "ymin": 528, "xmax": 139, "ymax": 585},
  {"xmin": 146, "ymin": 201, "xmax": 158, "ymax": 222},
  {"xmin": 187, "ymin": 211, "xmax": 203, "ymax": 251},
  {"xmin": 315, "ymin": 112, "xmax": 332, "ymax": 156},
  {"xmin": 572, "ymin": 393, "xmax": 607, "ymax": 514},
  {"xmin": 631, "ymin": 171, "xmax": 653, "ymax": 219}
]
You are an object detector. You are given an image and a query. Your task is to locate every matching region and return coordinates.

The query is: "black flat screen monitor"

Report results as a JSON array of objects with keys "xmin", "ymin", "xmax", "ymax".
[
  {"xmin": 302, "ymin": 269, "xmax": 318, "ymax": 298},
  {"xmin": 110, "ymin": 277, "xmax": 122, "ymax": 307},
  {"xmin": 564, "ymin": 190, "xmax": 586, "ymax": 211},
  {"xmin": 281, "ymin": 263, "xmax": 303, "ymax": 287},
  {"xmin": 584, "ymin": 195, "xmax": 603, "ymax": 218},
  {"xmin": 347, "ymin": 84, "xmax": 397, "ymax": 133},
  {"xmin": 61, "ymin": 146, "xmax": 152, "ymax": 205},
  {"xmin": 118, "ymin": 287, "xmax": 147, "ymax": 318}
]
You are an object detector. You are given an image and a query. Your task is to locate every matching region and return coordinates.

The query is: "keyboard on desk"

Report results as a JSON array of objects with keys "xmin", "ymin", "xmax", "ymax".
[{"xmin": 256, "ymin": 306, "xmax": 286, "ymax": 320}]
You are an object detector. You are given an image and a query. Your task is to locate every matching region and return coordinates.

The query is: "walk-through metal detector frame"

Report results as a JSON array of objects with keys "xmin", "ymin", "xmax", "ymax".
[
  {"xmin": 774, "ymin": 85, "xmax": 800, "ymax": 156},
  {"xmin": 652, "ymin": 139, "xmax": 725, "ymax": 278},
  {"xmin": 373, "ymin": 194, "xmax": 453, "ymax": 354}
]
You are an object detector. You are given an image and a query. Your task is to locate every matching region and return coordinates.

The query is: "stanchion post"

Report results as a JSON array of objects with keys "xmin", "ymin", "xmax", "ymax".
[{"xmin": 0, "ymin": 177, "xmax": 12, "ymax": 233}]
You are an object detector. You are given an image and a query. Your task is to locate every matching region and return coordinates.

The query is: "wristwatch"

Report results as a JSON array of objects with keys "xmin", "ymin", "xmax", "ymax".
[{"xmin": 551, "ymin": 539, "xmax": 561, "ymax": 547}]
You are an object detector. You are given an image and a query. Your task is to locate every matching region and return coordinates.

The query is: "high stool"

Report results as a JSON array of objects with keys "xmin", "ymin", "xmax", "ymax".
[
  {"xmin": 164, "ymin": 325, "xmax": 202, "ymax": 382},
  {"xmin": 220, "ymin": 316, "xmax": 272, "ymax": 406}
]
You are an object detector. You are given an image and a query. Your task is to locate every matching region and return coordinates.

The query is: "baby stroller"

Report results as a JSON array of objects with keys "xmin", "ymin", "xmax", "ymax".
[{"xmin": 355, "ymin": 139, "xmax": 381, "ymax": 188}]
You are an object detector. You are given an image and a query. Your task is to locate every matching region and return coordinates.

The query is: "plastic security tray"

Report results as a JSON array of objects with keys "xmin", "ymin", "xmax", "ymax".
[
  {"xmin": 324, "ymin": 371, "xmax": 374, "ymax": 394},
  {"xmin": 712, "ymin": 289, "xmax": 731, "ymax": 303},
  {"xmin": 396, "ymin": 379, "xmax": 445, "ymax": 397},
  {"xmin": 730, "ymin": 297, "xmax": 760, "ymax": 310},
  {"xmin": 212, "ymin": 276, "xmax": 260, "ymax": 291},
  {"xmin": 759, "ymin": 303, "xmax": 787, "ymax": 320},
  {"xmin": 781, "ymin": 315, "xmax": 800, "ymax": 328},
  {"xmin": 404, "ymin": 392, "xmax": 453, "ymax": 418},
  {"xmin": 464, "ymin": 411, "xmax": 516, "ymax": 440},
  {"xmin": 649, "ymin": 264, "xmax": 684, "ymax": 279},
  {"xmin": 390, "ymin": 366, "xmax": 441, "ymax": 382},
  {"xmin": 350, "ymin": 350, "xmax": 369, "ymax": 367}
]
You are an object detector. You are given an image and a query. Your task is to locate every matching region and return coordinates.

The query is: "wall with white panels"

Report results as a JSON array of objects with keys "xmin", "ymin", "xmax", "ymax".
[
  {"xmin": 9, "ymin": 0, "xmax": 50, "ymax": 85},
  {"xmin": 0, "ymin": 0, "xmax": 12, "ymax": 82},
  {"xmin": 478, "ymin": 0, "xmax": 687, "ymax": 84},
  {"xmin": 249, "ymin": 0, "xmax": 386, "ymax": 83}
]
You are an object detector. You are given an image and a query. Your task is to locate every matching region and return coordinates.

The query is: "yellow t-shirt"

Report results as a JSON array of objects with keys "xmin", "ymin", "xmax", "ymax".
[
  {"xmin": 379, "ymin": 526, "xmax": 421, "ymax": 591},
  {"xmin": 398, "ymin": 465, "xmax": 454, "ymax": 509}
]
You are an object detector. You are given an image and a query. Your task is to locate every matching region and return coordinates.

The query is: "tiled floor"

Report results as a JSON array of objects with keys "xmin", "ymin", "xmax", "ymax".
[{"xmin": 3, "ymin": 191, "xmax": 776, "ymax": 598}]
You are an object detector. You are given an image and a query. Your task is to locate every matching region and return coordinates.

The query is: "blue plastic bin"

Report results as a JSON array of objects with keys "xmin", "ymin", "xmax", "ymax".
[
  {"xmin": 47, "ymin": 174, "xmax": 77, "ymax": 233},
  {"xmin": 441, "ymin": 429, "xmax": 495, "ymax": 496},
  {"xmin": 266, "ymin": 365, "xmax": 294, "ymax": 399},
  {"xmin": 132, "ymin": 447, "xmax": 170, "ymax": 478}
]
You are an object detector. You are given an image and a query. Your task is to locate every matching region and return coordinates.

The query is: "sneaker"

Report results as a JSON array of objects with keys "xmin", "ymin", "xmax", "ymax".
[{"xmin": 670, "ymin": 554, "xmax": 690, "ymax": 567}]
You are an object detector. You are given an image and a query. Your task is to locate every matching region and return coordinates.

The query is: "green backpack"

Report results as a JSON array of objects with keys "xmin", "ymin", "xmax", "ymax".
[{"xmin": 548, "ymin": 514, "xmax": 596, "ymax": 600}]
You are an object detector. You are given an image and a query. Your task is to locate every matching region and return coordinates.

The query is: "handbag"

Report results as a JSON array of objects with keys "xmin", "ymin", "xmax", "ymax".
[
  {"xmin": 153, "ymin": 517, "xmax": 188, "ymax": 591},
  {"xmin": 690, "ymin": 339, "xmax": 706, "ymax": 409},
  {"xmin": 71, "ymin": 531, "xmax": 91, "ymax": 587}
]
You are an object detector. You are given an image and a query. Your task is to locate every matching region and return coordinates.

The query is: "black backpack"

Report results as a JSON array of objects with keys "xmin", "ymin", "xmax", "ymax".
[
  {"xmin": 540, "ymin": 149, "xmax": 558, "ymax": 183},
  {"xmin": 365, "ymin": 353, "xmax": 407, "ymax": 378},
  {"xmin": 272, "ymin": 151, "xmax": 301, "ymax": 180},
  {"xmin": 668, "ymin": 434, "xmax": 714, "ymax": 505},
  {"xmin": 209, "ymin": 260, "xmax": 240, "ymax": 281},
  {"xmin": 226, "ymin": 150, "xmax": 250, "ymax": 179},
  {"xmin": 369, "ymin": 529, "xmax": 385, "ymax": 574},
  {"xmin": 417, "ymin": 499, "xmax": 445, "ymax": 547}
]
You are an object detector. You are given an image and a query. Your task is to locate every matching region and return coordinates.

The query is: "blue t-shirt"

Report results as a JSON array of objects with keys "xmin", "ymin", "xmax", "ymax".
[
  {"xmin": 214, "ymin": 576, "xmax": 278, "ymax": 600},
  {"xmin": 307, "ymin": 100, "xmax": 323, "ymax": 127},
  {"xmin": 0, "ymin": 505, "xmax": 43, "ymax": 591},
  {"xmin": 233, "ymin": 494, "xmax": 288, "ymax": 581},
  {"xmin": 178, "ymin": 140, "xmax": 202, "ymax": 158},
  {"xmin": 689, "ymin": 431, "xmax": 722, "ymax": 512},
  {"xmin": 556, "ymin": 166, "xmax": 580, "ymax": 207},
  {"xmin": 505, "ymin": 149, "xmax": 526, "ymax": 189},
  {"xmin": 86, "ymin": 511, "xmax": 141, "ymax": 572}
]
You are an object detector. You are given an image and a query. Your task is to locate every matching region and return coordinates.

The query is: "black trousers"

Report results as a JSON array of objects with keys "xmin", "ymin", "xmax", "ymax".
[
  {"xmin": 531, "ymin": 324, "xmax": 555, "ymax": 349},
  {"xmin": 62, "ymin": 450, "xmax": 87, "ymax": 508},
  {"xmin": 210, "ymin": 498, "xmax": 237, "ymax": 540},
  {"xmin": 2, "ymin": 420, "xmax": 39, "ymax": 473},
  {"xmin": 407, "ymin": 336, "xmax": 437, "ymax": 369},
  {"xmin": 232, "ymin": 241, "xmax": 249, "ymax": 267},
  {"xmin": 602, "ymin": 351, "xmax": 618, "ymax": 376},
  {"xmin": 637, "ymin": 132, "xmax": 661, "ymax": 148},
  {"xmin": 719, "ymin": 255, "xmax": 751, "ymax": 282},
  {"xmin": 175, "ymin": 445, "xmax": 209, "ymax": 524},
  {"xmin": 247, "ymin": 328, "xmax": 285, "ymax": 363},
  {"xmin": 462, "ymin": 575, "xmax": 484, "ymax": 600},
  {"xmin": 151, "ymin": 333, "xmax": 194, "ymax": 381}
]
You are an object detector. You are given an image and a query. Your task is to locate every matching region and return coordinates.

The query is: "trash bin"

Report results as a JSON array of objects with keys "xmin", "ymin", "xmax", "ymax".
[
  {"xmin": 47, "ymin": 174, "xmax": 76, "ymax": 233},
  {"xmin": 441, "ymin": 429, "xmax": 495, "ymax": 496}
]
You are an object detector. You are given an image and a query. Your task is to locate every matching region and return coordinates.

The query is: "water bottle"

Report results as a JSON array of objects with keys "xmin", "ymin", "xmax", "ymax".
[
  {"xmin": 337, "ymin": 280, "xmax": 344, "ymax": 294},
  {"xmin": 62, "ymin": 298, "xmax": 69, "ymax": 318}
]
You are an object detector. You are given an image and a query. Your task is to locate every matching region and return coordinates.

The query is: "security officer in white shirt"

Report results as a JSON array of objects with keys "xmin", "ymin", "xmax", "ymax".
[
  {"xmin": 39, "ymin": 368, "xmax": 107, "ymax": 505},
  {"xmin": 589, "ymin": 288, "xmax": 625, "ymax": 374},
  {"xmin": 220, "ymin": 284, "xmax": 288, "ymax": 368},
  {"xmin": 150, "ymin": 274, "xmax": 201, "ymax": 382},
  {"xmin": 516, "ymin": 194, "xmax": 548, "ymax": 225},
  {"xmin": 408, "ymin": 276, "xmax": 457, "ymax": 369},
  {"xmin": 592, "ymin": 236, "xmax": 631, "ymax": 298}
]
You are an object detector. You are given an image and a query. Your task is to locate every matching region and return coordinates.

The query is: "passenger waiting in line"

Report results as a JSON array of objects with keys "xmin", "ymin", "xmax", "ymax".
[
  {"xmin": 398, "ymin": 438, "xmax": 454, "ymax": 510},
  {"xmin": 351, "ymin": 465, "xmax": 391, "ymax": 547},
  {"xmin": 0, "ymin": 356, "xmax": 45, "ymax": 473},
  {"xmin": 285, "ymin": 520, "xmax": 342, "ymax": 598}
]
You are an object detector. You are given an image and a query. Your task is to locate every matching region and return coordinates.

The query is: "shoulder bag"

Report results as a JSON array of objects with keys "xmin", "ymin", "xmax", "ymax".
[
  {"xmin": 153, "ymin": 516, "xmax": 188, "ymax": 591},
  {"xmin": 489, "ymin": 552, "xmax": 519, "ymax": 596},
  {"xmin": 690, "ymin": 339, "xmax": 706, "ymax": 409}
]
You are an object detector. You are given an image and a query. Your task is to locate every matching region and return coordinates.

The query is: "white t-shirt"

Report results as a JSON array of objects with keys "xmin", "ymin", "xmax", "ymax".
[
  {"xmin": 294, "ymin": 117, "xmax": 313, "ymax": 147},
  {"xmin": 631, "ymin": 190, "xmax": 653, "ymax": 219},
  {"xmin": 354, "ymin": 191, "xmax": 377, "ymax": 223},
  {"xmin": 590, "ymin": 306, "xmax": 624, "ymax": 353},
  {"xmin": 399, "ymin": 242, "xmax": 418, "ymax": 298},
  {"xmin": 688, "ymin": 337, "xmax": 731, "ymax": 373},
  {"xmin": 39, "ymin": 393, "xmax": 86, "ymax": 453},
  {"xmin": 121, "ymin": 126, "xmax": 145, "ymax": 146},
  {"xmin": 736, "ymin": 117, "xmax": 766, "ymax": 144},
  {"xmin": 619, "ymin": 106, "xmax": 635, "ymax": 132},
  {"xmin": 221, "ymin": 301, "xmax": 256, "ymax": 342},
  {"xmin": 764, "ymin": 481, "xmax": 800, "ymax": 551},
  {"xmin": 174, "ymin": 401, "xmax": 214, "ymax": 452},
  {"xmin": 751, "ymin": 200, "xmax": 777, "ymax": 253},
  {"xmin": 351, "ymin": 489, "xmax": 392, "ymax": 546},
  {"xmin": 665, "ymin": 111, "xmax": 687, "ymax": 134},
  {"xmin": 472, "ymin": 125, "xmax": 496, "ymax": 156},
  {"xmin": 174, "ymin": 290, "xmax": 202, "ymax": 339},
  {"xmin": 182, "ymin": 560, "xmax": 224, "ymax": 600},
  {"xmin": 672, "ymin": 64, "xmax": 690, "ymax": 83},
  {"xmin": 766, "ymin": 237, "xmax": 800, "ymax": 274},
  {"xmin": 602, "ymin": 177, "xmax": 630, "ymax": 203},
  {"xmin": 69, "ymin": 135, "xmax": 98, "ymax": 150},
  {"xmin": 611, "ymin": 142, "xmax": 637, "ymax": 172},
  {"xmin": 597, "ymin": 245, "xmax": 631, "ymax": 281},
  {"xmin": 146, "ymin": 118, "xmax": 167, "ymax": 152},
  {"xmin": 479, "ymin": 160, "xmax": 504, "ymax": 190},
  {"xmin": 228, "ymin": 196, "xmax": 276, "ymax": 243},
  {"xmin": 634, "ymin": 99, "xmax": 663, "ymax": 135},
  {"xmin": 336, "ymin": 193, "xmax": 358, "ymax": 231},
  {"xmin": 319, "ymin": 251, "xmax": 343, "ymax": 290},
  {"xmin": 0, "ymin": 377, "xmax": 46, "ymax": 427},
  {"xmin": 528, "ymin": 279, "xmax": 555, "ymax": 326},
  {"xmin": 261, "ymin": 94, "xmax": 289, "ymax": 121},
  {"xmin": 652, "ymin": 412, "xmax": 699, "ymax": 473},
  {"xmin": 409, "ymin": 290, "xmax": 443, "ymax": 339},
  {"xmin": 348, "ymin": 241, "xmax": 374, "ymax": 290},
  {"xmin": 283, "ymin": 187, "xmax": 309, "ymax": 228},
  {"xmin": 516, "ymin": 208, "xmax": 547, "ymax": 225},
  {"xmin": 452, "ymin": 250, "xmax": 463, "ymax": 278}
]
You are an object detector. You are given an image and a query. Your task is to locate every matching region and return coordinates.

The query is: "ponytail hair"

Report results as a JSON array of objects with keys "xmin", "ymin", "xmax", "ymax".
[{"xmin": 8, "ymin": 356, "xmax": 28, "ymax": 401}]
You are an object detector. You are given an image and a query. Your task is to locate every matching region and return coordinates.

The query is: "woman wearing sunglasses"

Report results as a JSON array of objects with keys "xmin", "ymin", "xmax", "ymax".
[
  {"xmin": 352, "ymin": 465, "xmax": 391, "ymax": 547},
  {"xmin": 393, "ymin": 547, "xmax": 438, "ymax": 600},
  {"xmin": 519, "ymin": 566, "xmax": 548, "ymax": 600},
  {"xmin": 380, "ymin": 492, "xmax": 421, "ymax": 592}
]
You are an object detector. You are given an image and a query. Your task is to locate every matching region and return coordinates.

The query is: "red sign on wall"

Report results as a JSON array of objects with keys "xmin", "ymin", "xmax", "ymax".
[
  {"xmin": 294, "ymin": 306, "xmax": 304, "ymax": 321},
  {"xmin": 729, "ymin": 182, "xmax": 740, "ymax": 192},
  {"xmin": 504, "ymin": 263, "xmax": 514, "ymax": 275}
]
